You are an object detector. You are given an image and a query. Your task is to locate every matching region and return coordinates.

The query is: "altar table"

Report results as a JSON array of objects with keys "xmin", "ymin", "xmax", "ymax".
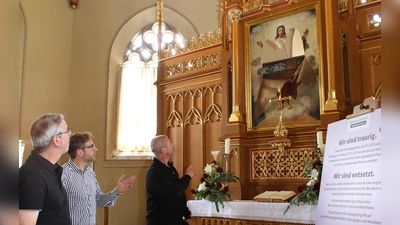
[{"xmin": 187, "ymin": 200, "xmax": 317, "ymax": 224}]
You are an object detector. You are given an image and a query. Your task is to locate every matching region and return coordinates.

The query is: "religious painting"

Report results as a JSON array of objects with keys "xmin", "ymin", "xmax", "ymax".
[{"xmin": 245, "ymin": 7, "xmax": 322, "ymax": 131}]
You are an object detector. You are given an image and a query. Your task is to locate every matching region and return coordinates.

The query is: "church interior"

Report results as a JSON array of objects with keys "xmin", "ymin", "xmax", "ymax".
[{"xmin": 5, "ymin": 0, "xmax": 400, "ymax": 224}]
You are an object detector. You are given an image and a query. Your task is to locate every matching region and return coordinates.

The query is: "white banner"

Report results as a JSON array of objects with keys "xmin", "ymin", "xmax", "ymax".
[{"xmin": 316, "ymin": 109, "xmax": 381, "ymax": 225}]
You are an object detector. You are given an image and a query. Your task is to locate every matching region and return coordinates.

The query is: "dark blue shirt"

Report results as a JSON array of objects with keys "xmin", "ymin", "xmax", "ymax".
[
  {"xmin": 19, "ymin": 150, "xmax": 71, "ymax": 225},
  {"xmin": 146, "ymin": 158, "xmax": 192, "ymax": 225}
]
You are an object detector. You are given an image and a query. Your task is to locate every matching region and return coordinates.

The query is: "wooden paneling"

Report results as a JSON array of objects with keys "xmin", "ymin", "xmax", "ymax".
[
  {"xmin": 360, "ymin": 39, "xmax": 381, "ymax": 99},
  {"xmin": 160, "ymin": 85, "xmax": 224, "ymax": 199},
  {"xmin": 158, "ymin": 43, "xmax": 224, "ymax": 199}
]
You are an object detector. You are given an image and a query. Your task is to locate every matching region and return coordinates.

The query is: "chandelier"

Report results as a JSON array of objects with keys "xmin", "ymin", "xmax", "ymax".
[{"xmin": 123, "ymin": 1, "xmax": 185, "ymax": 67}]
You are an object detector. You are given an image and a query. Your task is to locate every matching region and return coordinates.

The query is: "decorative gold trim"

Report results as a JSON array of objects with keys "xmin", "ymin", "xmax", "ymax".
[
  {"xmin": 228, "ymin": 8, "xmax": 243, "ymax": 22},
  {"xmin": 339, "ymin": 0, "xmax": 349, "ymax": 12},
  {"xmin": 228, "ymin": 105, "xmax": 244, "ymax": 122},
  {"xmin": 162, "ymin": 29, "xmax": 222, "ymax": 58},
  {"xmin": 324, "ymin": 90, "xmax": 339, "ymax": 111},
  {"xmin": 374, "ymin": 83, "xmax": 381, "ymax": 100},
  {"xmin": 200, "ymin": 217, "xmax": 231, "ymax": 224},
  {"xmin": 204, "ymin": 86, "xmax": 223, "ymax": 123},
  {"xmin": 251, "ymin": 148, "xmax": 316, "ymax": 180},
  {"xmin": 341, "ymin": 31, "xmax": 352, "ymax": 107},
  {"xmin": 243, "ymin": 0, "xmax": 262, "ymax": 12},
  {"xmin": 184, "ymin": 90, "xmax": 203, "ymax": 125},
  {"xmin": 165, "ymin": 52, "xmax": 221, "ymax": 76},
  {"xmin": 165, "ymin": 85, "xmax": 223, "ymax": 128},
  {"xmin": 371, "ymin": 53, "xmax": 381, "ymax": 67},
  {"xmin": 166, "ymin": 93, "xmax": 183, "ymax": 128},
  {"xmin": 195, "ymin": 216, "xmax": 313, "ymax": 225},
  {"xmin": 269, "ymin": 137, "xmax": 292, "ymax": 152}
]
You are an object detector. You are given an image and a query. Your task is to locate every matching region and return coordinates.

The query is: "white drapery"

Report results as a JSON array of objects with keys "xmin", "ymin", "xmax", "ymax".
[
  {"xmin": 117, "ymin": 66, "xmax": 157, "ymax": 152},
  {"xmin": 187, "ymin": 200, "xmax": 317, "ymax": 224}
]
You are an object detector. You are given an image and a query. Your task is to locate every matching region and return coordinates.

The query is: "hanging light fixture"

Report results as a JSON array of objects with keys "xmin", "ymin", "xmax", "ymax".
[
  {"xmin": 70, "ymin": 0, "xmax": 79, "ymax": 9},
  {"xmin": 123, "ymin": 0, "xmax": 185, "ymax": 67},
  {"xmin": 156, "ymin": 0, "xmax": 163, "ymax": 63}
]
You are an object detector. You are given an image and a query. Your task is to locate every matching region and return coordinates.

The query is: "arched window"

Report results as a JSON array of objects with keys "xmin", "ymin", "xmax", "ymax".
[{"xmin": 116, "ymin": 22, "xmax": 185, "ymax": 158}]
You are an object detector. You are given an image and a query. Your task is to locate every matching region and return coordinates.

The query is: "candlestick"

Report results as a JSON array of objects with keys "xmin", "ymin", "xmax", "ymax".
[
  {"xmin": 224, "ymin": 138, "xmax": 230, "ymax": 154},
  {"xmin": 320, "ymin": 144, "xmax": 325, "ymax": 156},
  {"xmin": 316, "ymin": 131, "xmax": 323, "ymax": 147}
]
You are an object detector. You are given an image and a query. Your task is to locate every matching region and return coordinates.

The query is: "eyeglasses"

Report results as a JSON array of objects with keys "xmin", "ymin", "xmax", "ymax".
[
  {"xmin": 58, "ymin": 128, "xmax": 73, "ymax": 137},
  {"xmin": 82, "ymin": 144, "xmax": 96, "ymax": 149}
]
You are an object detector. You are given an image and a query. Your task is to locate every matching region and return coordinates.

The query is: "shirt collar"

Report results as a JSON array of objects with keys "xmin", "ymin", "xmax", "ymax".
[
  {"xmin": 153, "ymin": 157, "xmax": 173, "ymax": 168},
  {"xmin": 66, "ymin": 158, "xmax": 89, "ymax": 173},
  {"xmin": 28, "ymin": 150, "xmax": 59, "ymax": 171}
]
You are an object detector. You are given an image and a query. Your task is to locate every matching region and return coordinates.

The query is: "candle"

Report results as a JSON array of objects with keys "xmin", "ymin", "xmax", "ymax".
[
  {"xmin": 316, "ymin": 131, "xmax": 323, "ymax": 147},
  {"xmin": 224, "ymin": 138, "xmax": 231, "ymax": 154}
]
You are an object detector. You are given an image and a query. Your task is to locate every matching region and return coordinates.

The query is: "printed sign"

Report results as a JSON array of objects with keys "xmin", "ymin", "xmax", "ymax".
[{"xmin": 316, "ymin": 109, "xmax": 381, "ymax": 225}]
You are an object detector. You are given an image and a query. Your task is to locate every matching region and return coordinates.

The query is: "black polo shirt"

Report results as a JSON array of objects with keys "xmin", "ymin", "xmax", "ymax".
[
  {"xmin": 146, "ymin": 158, "xmax": 192, "ymax": 225},
  {"xmin": 19, "ymin": 150, "xmax": 71, "ymax": 225}
]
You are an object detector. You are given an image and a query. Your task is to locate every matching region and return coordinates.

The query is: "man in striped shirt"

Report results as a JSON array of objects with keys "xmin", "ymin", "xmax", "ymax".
[{"xmin": 62, "ymin": 132, "xmax": 136, "ymax": 225}]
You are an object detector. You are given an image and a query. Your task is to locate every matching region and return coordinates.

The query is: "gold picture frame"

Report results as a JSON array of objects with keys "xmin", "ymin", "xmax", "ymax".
[{"xmin": 245, "ymin": 5, "xmax": 323, "ymax": 131}]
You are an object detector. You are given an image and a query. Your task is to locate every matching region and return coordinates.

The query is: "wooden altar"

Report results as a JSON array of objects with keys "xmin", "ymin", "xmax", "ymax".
[
  {"xmin": 187, "ymin": 200, "xmax": 316, "ymax": 225},
  {"xmin": 156, "ymin": 0, "xmax": 381, "ymax": 202}
]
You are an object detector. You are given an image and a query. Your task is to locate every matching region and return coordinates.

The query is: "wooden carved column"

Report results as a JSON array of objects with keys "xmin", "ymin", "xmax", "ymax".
[
  {"xmin": 320, "ymin": 1, "xmax": 345, "ymax": 128},
  {"xmin": 223, "ymin": 5, "xmax": 247, "ymax": 200},
  {"xmin": 227, "ymin": 7, "xmax": 244, "ymax": 123}
]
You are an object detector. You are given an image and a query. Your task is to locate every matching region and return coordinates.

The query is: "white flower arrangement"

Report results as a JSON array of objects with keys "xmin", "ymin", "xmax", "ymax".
[
  {"xmin": 284, "ymin": 148, "xmax": 323, "ymax": 214},
  {"xmin": 191, "ymin": 150, "xmax": 241, "ymax": 212}
]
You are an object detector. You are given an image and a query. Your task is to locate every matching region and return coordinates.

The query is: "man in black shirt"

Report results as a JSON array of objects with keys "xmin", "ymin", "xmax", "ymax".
[
  {"xmin": 19, "ymin": 113, "xmax": 72, "ymax": 225},
  {"xmin": 146, "ymin": 135, "xmax": 196, "ymax": 225}
]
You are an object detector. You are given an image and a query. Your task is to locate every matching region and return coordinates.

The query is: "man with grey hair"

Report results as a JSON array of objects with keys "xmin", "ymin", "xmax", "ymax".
[
  {"xmin": 19, "ymin": 113, "xmax": 72, "ymax": 225},
  {"xmin": 146, "ymin": 135, "xmax": 196, "ymax": 225}
]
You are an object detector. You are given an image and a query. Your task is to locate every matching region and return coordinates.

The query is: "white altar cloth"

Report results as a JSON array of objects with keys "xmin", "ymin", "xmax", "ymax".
[{"xmin": 187, "ymin": 200, "xmax": 317, "ymax": 224}]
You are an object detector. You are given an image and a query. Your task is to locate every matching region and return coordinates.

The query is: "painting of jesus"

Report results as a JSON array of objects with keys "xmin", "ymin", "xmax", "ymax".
[{"xmin": 247, "ymin": 8, "xmax": 321, "ymax": 129}]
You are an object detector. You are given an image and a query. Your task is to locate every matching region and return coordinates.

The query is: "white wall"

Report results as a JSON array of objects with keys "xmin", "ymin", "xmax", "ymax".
[{"xmin": 19, "ymin": 0, "xmax": 74, "ymax": 143}]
